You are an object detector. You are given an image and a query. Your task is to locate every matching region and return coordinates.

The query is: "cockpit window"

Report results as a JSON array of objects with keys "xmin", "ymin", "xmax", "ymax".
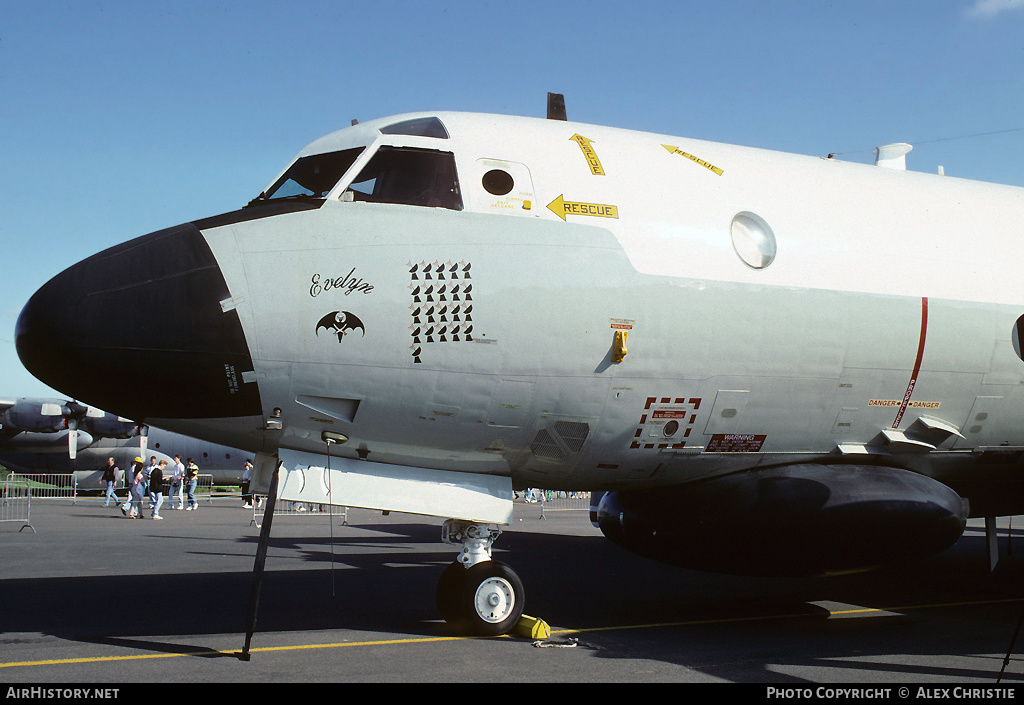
[
  {"xmin": 379, "ymin": 117, "xmax": 449, "ymax": 139},
  {"xmin": 252, "ymin": 147, "xmax": 364, "ymax": 204},
  {"xmin": 345, "ymin": 146, "xmax": 462, "ymax": 211}
]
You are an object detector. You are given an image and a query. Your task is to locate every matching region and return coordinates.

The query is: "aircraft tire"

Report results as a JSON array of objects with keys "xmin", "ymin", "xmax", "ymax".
[
  {"xmin": 435, "ymin": 560, "xmax": 467, "ymax": 626},
  {"xmin": 458, "ymin": 560, "xmax": 525, "ymax": 636}
]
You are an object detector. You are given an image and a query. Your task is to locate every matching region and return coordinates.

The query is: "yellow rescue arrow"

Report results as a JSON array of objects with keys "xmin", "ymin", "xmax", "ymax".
[
  {"xmin": 547, "ymin": 195, "xmax": 619, "ymax": 221},
  {"xmin": 571, "ymin": 134, "xmax": 605, "ymax": 176},
  {"xmin": 662, "ymin": 144, "xmax": 723, "ymax": 176}
]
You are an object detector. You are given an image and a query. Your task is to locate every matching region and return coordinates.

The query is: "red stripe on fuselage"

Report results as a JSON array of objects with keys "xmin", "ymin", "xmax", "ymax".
[{"xmin": 893, "ymin": 297, "xmax": 929, "ymax": 429}]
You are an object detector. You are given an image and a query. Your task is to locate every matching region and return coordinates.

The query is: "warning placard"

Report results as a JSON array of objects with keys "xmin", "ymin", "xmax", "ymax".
[
  {"xmin": 652, "ymin": 410, "xmax": 688, "ymax": 419},
  {"xmin": 706, "ymin": 434, "xmax": 766, "ymax": 452}
]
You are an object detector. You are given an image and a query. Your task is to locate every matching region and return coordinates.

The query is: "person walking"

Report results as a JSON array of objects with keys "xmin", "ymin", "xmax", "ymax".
[
  {"xmin": 241, "ymin": 459, "xmax": 253, "ymax": 508},
  {"xmin": 184, "ymin": 458, "xmax": 199, "ymax": 511},
  {"xmin": 122, "ymin": 458, "xmax": 145, "ymax": 519},
  {"xmin": 169, "ymin": 454, "xmax": 185, "ymax": 509},
  {"xmin": 145, "ymin": 456, "xmax": 159, "ymax": 508},
  {"xmin": 150, "ymin": 460, "xmax": 166, "ymax": 520},
  {"xmin": 103, "ymin": 457, "xmax": 120, "ymax": 507}
]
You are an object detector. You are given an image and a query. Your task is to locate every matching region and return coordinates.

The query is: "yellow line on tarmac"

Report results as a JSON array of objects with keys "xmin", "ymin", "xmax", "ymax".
[
  {"xmin": 0, "ymin": 635, "xmax": 469, "ymax": 669},
  {"xmin": 544, "ymin": 597, "xmax": 1024, "ymax": 637},
  {"xmin": 3, "ymin": 597, "xmax": 1021, "ymax": 670},
  {"xmin": 1, "ymin": 653, "xmax": 184, "ymax": 669},
  {"xmin": 821, "ymin": 597, "xmax": 1024, "ymax": 617}
]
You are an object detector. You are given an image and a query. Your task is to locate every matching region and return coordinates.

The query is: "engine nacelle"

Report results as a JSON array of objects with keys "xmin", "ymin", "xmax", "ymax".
[
  {"xmin": 595, "ymin": 464, "xmax": 967, "ymax": 577},
  {"xmin": 81, "ymin": 412, "xmax": 138, "ymax": 439},
  {"xmin": 1, "ymin": 400, "xmax": 68, "ymax": 433},
  {"xmin": 3, "ymin": 430, "xmax": 95, "ymax": 452}
]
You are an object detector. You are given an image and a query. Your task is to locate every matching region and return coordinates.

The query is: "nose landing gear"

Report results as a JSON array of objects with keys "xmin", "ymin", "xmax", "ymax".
[{"xmin": 436, "ymin": 520, "xmax": 525, "ymax": 636}]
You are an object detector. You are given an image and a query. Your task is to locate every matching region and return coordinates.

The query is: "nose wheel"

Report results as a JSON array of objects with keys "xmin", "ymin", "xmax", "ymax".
[
  {"xmin": 436, "ymin": 519, "xmax": 525, "ymax": 635},
  {"xmin": 436, "ymin": 559, "xmax": 525, "ymax": 636}
]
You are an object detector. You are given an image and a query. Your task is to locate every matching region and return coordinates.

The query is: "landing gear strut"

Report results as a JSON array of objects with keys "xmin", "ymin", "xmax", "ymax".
[{"xmin": 436, "ymin": 520, "xmax": 525, "ymax": 635}]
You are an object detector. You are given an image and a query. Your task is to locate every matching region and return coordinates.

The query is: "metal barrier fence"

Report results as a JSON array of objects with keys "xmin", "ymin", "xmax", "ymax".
[
  {"xmin": 1, "ymin": 479, "xmax": 35, "ymax": 533},
  {"xmin": 158, "ymin": 474, "xmax": 215, "ymax": 506},
  {"xmin": 523, "ymin": 489, "xmax": 590, "ymax": 518},
  {"xmin": 6, "ymin": 473, "xmax": 77, "ymax": 503},
  {"xmin": 249, "ymin": 496, "xmax": 348, "ymax": 529},
  {"xmin": 5, "ymin": 473, "xmax": 219, "ymax": 506},
  {"xmin": 100, "ymin": 473, "xmax": 217, "ymax": 507}
]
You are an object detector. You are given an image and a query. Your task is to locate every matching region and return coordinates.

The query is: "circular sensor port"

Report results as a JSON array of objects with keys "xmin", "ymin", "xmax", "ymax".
[{"xmin": 730, "ymin": 211, "xmax": 777, "ymax": 269}]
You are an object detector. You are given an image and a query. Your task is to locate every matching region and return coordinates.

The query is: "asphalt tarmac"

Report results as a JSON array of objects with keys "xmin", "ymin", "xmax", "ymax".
[{"xmin": 3, "ymin": 495, "xmax": 1024, "ymax": 686}]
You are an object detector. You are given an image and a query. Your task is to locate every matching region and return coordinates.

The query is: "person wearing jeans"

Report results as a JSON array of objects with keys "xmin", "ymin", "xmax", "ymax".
[
  {"xmin": 185, "ymin": 458, "xmax": 199, "ymax": 510},
  {"xmin": 103, "ymin": 457, "xmax": 120, "ymax": 507}
]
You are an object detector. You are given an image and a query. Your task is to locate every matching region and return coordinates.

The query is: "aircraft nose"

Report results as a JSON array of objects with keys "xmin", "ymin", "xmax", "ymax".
[{"xmin": 16, "ymin": 222, "xmax": 261, "ymax": 421}]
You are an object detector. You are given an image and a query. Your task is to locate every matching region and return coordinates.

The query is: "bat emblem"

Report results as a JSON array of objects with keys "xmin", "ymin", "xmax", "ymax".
[{"xmin": 316, "ymin": 311, "xmax": 365, "ymax": 342}]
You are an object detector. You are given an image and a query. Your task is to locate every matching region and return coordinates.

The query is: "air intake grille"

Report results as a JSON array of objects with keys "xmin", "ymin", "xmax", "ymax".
[
  {"xmin": 530, "ymin": 429, "xmax": 565, "ymax": 460},
  {"xmin": 553, "ymin": 421, "xmax": 590, "ymax": 452}
]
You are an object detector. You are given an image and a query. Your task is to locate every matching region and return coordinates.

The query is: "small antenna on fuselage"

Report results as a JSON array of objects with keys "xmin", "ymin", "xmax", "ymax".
[{"xmin": 547, "ymin": 93, "xmax": 567, "ymax": 121}]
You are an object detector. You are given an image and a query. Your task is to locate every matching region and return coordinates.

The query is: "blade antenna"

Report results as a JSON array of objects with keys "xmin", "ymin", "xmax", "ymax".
[{"xmin": 547, "ymin": 92, "xmax": 567, "ymax": 121}]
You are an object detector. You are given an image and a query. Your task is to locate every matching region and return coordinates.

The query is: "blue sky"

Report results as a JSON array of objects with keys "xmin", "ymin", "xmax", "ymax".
[{"xmin": 3, "ymin": 0, "xmax": 1023, "ymax": 398}]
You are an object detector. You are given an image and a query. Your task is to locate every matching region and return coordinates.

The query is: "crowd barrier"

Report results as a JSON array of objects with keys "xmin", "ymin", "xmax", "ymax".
[
  {"xmin": 157, "ymin": 474, "xmax": 215, "ymax": 505},
  {"xmin": 5, "ymin": 473, "xmax": 78, "ymax": 503},
  {"xmin": 94, "ymin": 474, "xmax": 215, "ymax": 506},
  {"xmin": 521, "ymin": 489, "xmax": 590, "ymax": 518},
  {"xmin": 1, "ymin": 479, "xmax": 35, "ymax": 533},
  {"xmin": 1, "ymin": 472, "xmax": 217, "ymax": 505},
  {"xmin": 249, "ymin": 496, "xmax": 348, "ymax": 529}
]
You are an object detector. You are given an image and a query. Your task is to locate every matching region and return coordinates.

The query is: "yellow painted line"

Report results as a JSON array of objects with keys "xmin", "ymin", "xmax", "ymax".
[
  {"xmin": 0, "ymin": 634, "xmax": 470, "ymax": 669},
  {"xmin": 662, "ymin": 144, "xmax": 723, "ymax": 175},
  {"xmin": 1, "ymin": 652, "xmax": 185, "ymax": 669},
  {"xmin": 545, "ymin": 596, "xmax": 1024, "ymax": 638},
  {"xmin": 571, "ymin": 134, "xmax": 605, "ymax": 175},
  {"xmin": 3, "ymin": 597, "xmax": 1020, "ymax": 669},
  {"xmin": 823, "ymin": 597, "xmax": 1024, "ymax": 616}
]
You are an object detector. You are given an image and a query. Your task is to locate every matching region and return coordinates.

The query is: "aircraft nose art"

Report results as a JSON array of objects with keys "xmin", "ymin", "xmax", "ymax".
[{"xmin": 15, "ymin": 222, "xmax": 260, "ymax": 421}]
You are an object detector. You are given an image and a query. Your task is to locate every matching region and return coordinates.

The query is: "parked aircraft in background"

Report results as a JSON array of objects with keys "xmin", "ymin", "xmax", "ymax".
[
  {"xmin": 16, "ymin": 95, "xmax": 1024, "ymax": 637},
  {"xmin": 0, "ymin": 397, "xmax": 249, "ymax": 487}
]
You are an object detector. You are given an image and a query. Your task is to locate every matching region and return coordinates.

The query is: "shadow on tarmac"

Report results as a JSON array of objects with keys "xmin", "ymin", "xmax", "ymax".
[{"xmin": 3, "ymin": 511, "xmax": 1024, "ymax": 681}]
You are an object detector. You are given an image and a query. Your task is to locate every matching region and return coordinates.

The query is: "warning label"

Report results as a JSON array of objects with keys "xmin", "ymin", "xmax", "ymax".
[
  {"xmin": 571, "ymin": 134, "xmax": 605, "ymax": 176},
  {"xmin": 868, "ymin": 399, "xmax": 941, "ymax": 409},
  {"xmin": 662, "ymin": 144, "xmax": 724, "ymax": 176},
  {"xmin": 652, "ymin": 410, "xmax": 688, "ymax": 419},
  {"xmin": 547, "ymin": 195, "xmax": 619, "ymax": 221},
  {"xmin": 706, "ymin": 434, "xmax": 766, "ymax": 453}
]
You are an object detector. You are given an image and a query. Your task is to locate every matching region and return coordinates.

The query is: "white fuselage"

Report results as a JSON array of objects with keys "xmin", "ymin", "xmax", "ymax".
[{"xmin": 145, "ymin": 112, "xmax": 1024, "ymax": 495}]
